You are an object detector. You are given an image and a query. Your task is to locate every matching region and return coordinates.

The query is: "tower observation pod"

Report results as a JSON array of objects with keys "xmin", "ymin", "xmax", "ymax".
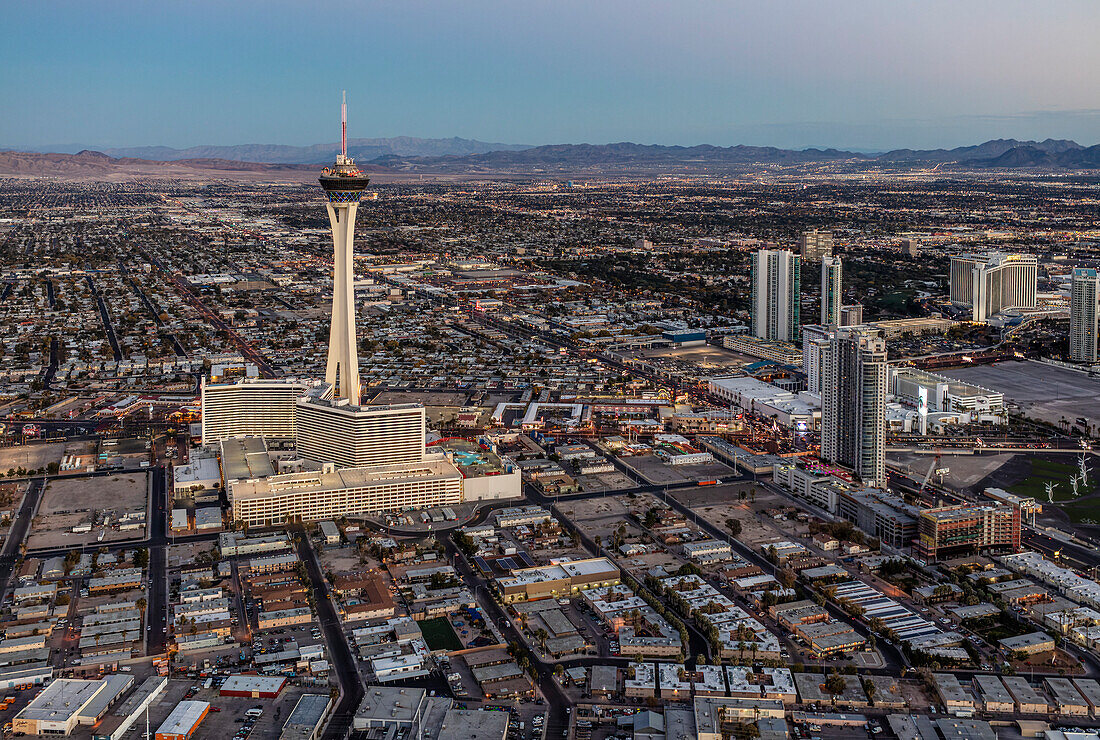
[{"xmin": 319, "ymin": 91, "xmax": 369, "ymax": 403}]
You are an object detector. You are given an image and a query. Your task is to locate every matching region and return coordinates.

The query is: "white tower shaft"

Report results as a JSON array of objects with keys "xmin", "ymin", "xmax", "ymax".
[{"xmin": 325, "ymin": 201, "xmax": 361, "ymax": 403}]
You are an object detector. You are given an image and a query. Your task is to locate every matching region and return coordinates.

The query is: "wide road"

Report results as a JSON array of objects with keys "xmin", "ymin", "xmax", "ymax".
[
  {"xmin": 86, "ymin": 275, "xmax": 122, "ymax": 362},
  {"xmin": 291, "ymin": 525, "xmax": 362, "ymax": 740},
  {"xmin": 443, "ymin": 534, "xmax": 572, "ymax": 739},
  {"xmin": 0, "ymin": 478, "xmax": 44, "ymax": 601},
  {"xmin": 146, "ymin": 466, "xmax": 170, "ymax": 655}
]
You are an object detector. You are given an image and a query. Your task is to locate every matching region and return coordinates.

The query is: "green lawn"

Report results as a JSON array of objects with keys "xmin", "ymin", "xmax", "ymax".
[
  {"xmin": 1054, "ymin": 497, "xmax": 1100, "ymax": 525},
  {"xmin": 419, "ymin": 616, "xmax": 462, "ymax": 652},
  {"xmin": 879, "ymin": 290, "xmax": 914, "ymax": 314},
  {"xmin": 1007, "ymin": 457, "xmax": 1089, "ymax": 501}
]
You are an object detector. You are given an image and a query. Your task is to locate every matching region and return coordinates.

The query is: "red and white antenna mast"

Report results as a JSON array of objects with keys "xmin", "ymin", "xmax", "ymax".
[{"xmin": 341, "ymin": 90, "xmax": 347, "ymax": 158}]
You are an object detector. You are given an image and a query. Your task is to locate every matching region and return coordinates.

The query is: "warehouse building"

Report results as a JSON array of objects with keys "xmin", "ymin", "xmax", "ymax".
[
  {"xmin": 933, "ymin": 673, "xmax": 977, "ymax": 717},
  {"xmin": 155, "ymin": 701, "xmax": 209, "ymax": 740},
  {"xmin": 1001, "ymin": 676, "xmax": 1049, "ymax": 715},
  {"xmin": 172, "ymin": 456, "xmax": 222, "ymax": 498},
  {"xmin": 13, "ymin": 675, "xmax": 133, "ymax": 736},
  {"xmin": 437, "ymin": 708, "xmax": 509, "ymax": 740},
  {"xmin": 707, "ymin": 376, "xmax": 818, "ymax": 430},
  {"xmin": 92, "ymin": 676, "xmax": 168, "ymax": 740},
  {"xmin": 0, "ymin": 663, "xmax": 52, "ymax": 690},
  {"xmin": 972, "ymin": 675, "xmax": 1015, "ymax": 714},
  {"xmin": 220, "ymin": 674, "xmax": 287, "ymax": 699},
  {"xmin": 279, "ymin": 694, "xmax": 331, "ymax": 740}
]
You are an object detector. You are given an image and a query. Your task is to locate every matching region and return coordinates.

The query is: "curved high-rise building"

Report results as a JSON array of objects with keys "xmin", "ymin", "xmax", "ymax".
[
  {"xmin": 949, "ymin": 253, "xmax": 1038, "ymax": 322},
  {"xmin": 319, "ymin": 92, "xmax": 370, "ymax": 403}
]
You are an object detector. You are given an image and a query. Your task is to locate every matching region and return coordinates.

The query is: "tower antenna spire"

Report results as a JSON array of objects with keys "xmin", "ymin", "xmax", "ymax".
[{"xmin": 341, "ymin": 90, "xmax": 347, "ymax": 158}]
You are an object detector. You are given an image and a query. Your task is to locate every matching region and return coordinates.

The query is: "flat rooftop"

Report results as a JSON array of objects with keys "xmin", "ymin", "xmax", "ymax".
[
  {"xmin": 280, "ymin": 694, "xmax": 330, "ymax": 740},
  {"xmin": 220, "ymin": 437, "xmax": 275, "ymax": 481},
  {"xmin": 156, "ymin": 701, "xmax": 210, "ymax": 737},
  {"xmin": 354, "ymin": 686, "xmax": 427, "ymax": 726},
  {"xmin": 16, "ymin": 678, "xmax": 105, "ymax": 722},
  {"xmin": 231, "ymin": 457, "xmax": 463, "ymax": 501},
  {"xmin": 436, "ymin": 708, "xmax": 509, "ymax": 739},
  {"xmin": 221, "ymin": 674, "xmax": 287, "ymax": 694}
]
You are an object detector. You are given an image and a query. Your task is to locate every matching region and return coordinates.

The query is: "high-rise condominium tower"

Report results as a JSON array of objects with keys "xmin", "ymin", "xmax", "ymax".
[
  {"xmin": 1071, "ymin": 267, "xmax": 1099, "ymax": 363},
  {"xmin": 751, "ymin": 249, "xmax": 800, "ymax": 342},
  {"xmin": 319, "ymin": 92, "xmax": 370, "ymax": 403},
  {"xmin": 799, "ymin": 229, "xmax": 833, "ymax": 261},
  {"xmin": 820, "ymin": 327, "xmax": 887, "ymax": 487},
  {"xmin": 821, "ymin": 255, "xmax": 842, "ymax": 326}
]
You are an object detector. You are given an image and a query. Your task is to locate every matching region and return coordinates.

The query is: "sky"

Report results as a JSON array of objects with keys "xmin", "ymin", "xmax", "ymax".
[{"xmin": 3, "ymin": 0, "xmax": 1100, "ymax": 152}]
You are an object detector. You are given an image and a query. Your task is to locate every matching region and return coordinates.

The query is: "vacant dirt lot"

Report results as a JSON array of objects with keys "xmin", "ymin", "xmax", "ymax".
[
  {"xmin": 0, "ymin": 440, "xmax": 95, "ymax": 473},
  {"xmin": 40, "ymin": 472, "xmax": 146, "ymax": 515},
  {"xmin": 27, "ymin": 472, "xmax": 147, "ymax": 549}
]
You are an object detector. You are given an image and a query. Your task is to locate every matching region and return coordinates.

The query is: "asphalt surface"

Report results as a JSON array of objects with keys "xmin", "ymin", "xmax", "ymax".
[
  {"xmin": 146, "ymin": 466, "xmax": 169, "ymax": 655},
  {"xmin": 86, "ymin": 274, "xmax": 122, "ymax": 362},
  {"xmin": 291, "ymin": 525, "xmax": 362, "ymax": 740},
  {"xmin": 0, "ymin": 478, "xmax": 44, "ymax": 601}
]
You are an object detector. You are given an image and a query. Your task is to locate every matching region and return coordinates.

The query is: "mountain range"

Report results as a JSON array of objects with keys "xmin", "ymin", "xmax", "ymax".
[
  {"xmin": 11, "ymin": 136, "xmax": 532, "ymax": 164},
  {"xmin": 0, "ymin": 149, "xmax": 326, "ymax": 181},
  {"xmin": 2, "ymin": 138, "xmax": 1100, "ymax": 179},
  {"xmin": 372, "ymin": 138, "xmax": 1100, "ymax": 171}
]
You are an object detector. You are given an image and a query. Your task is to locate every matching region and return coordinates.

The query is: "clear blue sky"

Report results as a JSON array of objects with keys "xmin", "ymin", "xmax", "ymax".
[{"xmin": 3, "ymin": 0, "xmax": 1100, "ymax": 151}]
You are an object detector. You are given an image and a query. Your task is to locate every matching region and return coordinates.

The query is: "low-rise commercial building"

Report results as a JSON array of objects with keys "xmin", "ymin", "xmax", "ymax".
[
  {"xmin": 258, "ymin": 607, "xmax": 312, "ymax": 629},
  {"xmin": 220, "ymin": 675, "xmax": 287, "ymax": 699},
  {"xmin": 1046, "ymin": 678, "xmax": 1089, "ymax": 717},
  {"xmin": 155, "ymin": 701, "xmax": 209, "ymax": 740},
  {"xmin": 934, "ymin": 673, "xmax": 977, "ymax": 716},
  {"xmin": 1002, "ymin": 677, "xmax": 1050, "ymax": 715},
  {"xmin": 1000, "ymin": 631, "xmax": 1055, "ymax": 656},
  {"xmin": 13, "ymin": 675, "xmax": 133, "ymax": 736},
  {"xmin": 279, "ymin": 694, "xmax": 331, "ymax": 740},
  {"xmin": 495, "ymin": 557, "xmax": 619, "ymax": 603},
  {"xmin": 972, "ymin": 675, "xmax": 1015, "ymax": 714}
]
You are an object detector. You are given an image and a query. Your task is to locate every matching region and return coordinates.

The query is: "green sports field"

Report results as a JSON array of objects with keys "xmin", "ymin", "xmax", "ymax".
[{"xmin": 419, "ymin": 616, "xmax": 462, "ymax": 652}]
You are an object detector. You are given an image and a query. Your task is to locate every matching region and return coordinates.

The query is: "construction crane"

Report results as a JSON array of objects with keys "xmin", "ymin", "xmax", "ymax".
[{"xmin": 918, "ymin": 447, "xmax": 943, "ymax": 498}]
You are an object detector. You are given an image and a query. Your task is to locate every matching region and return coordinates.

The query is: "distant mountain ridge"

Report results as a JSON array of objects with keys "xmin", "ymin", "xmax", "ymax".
[
  {"xmin": 4, "ymin": 138, "xmax": 1100, "ymax": 178},
  {"xmin": 95, "ymin": 136, "xmax": 532, "ymax": 164},
  {"xmin": 372, "ymin": 138, "xmax": 1100, "ymax": 171},
  {"xmin": 876, "ymin": 138, "xmax": 1085, "ymax": 162},
  {"xmin": 0, "ymin": 149, "xmax": 351, "ymax": 180}
]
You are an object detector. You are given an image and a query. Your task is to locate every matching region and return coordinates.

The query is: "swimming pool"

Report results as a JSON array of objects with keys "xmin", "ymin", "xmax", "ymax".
[{"xmin": 453, "ymin": 450, "xmax": 487, "ymax": 466}]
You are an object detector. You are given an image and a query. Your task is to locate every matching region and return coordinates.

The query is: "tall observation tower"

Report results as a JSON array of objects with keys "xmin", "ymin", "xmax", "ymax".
[{"xmin": 319, "ymin": 92, "xmax": 369, "ymax": 403}]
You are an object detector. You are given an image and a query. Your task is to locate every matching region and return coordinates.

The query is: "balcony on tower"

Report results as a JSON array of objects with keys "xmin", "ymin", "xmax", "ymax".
[{"xmin": 319, "ymin": 156, "xmax": 370, "ymax": 203}]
